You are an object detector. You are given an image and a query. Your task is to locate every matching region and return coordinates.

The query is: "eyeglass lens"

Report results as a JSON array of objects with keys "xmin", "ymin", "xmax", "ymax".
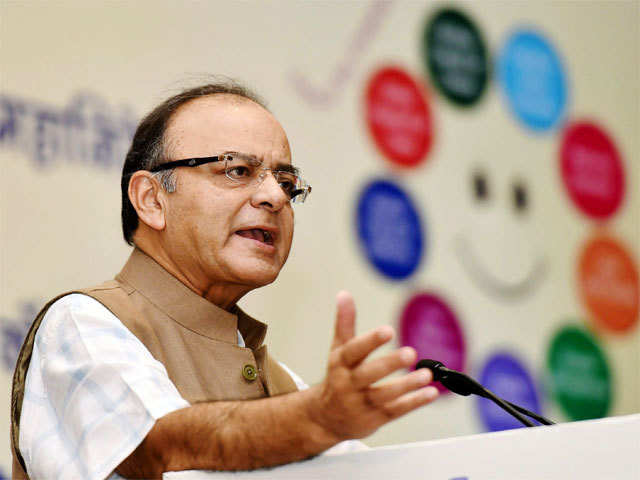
[{"xmin": 222, "ymin": 154, "xmax": 309, "ymax": 202}]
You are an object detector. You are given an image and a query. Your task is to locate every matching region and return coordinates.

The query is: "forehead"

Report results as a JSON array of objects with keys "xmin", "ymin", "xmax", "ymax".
[{"xmin": 165, "ymin": 94, "xmax": 291, "ymax": 162}]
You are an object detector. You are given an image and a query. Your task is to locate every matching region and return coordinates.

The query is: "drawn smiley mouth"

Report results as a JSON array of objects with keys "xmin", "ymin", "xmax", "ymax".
[{"xmin": 454, "ymin": 233, "xmax": 547, "ymax": 301}]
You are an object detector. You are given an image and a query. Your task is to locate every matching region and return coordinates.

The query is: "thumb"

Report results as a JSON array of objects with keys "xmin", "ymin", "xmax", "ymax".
[{"xmin": 331, "ymin": 290, "xmax": 356, "ymax": 350}]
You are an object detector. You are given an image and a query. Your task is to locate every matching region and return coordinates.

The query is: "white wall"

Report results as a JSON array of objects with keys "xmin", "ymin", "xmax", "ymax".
[{"xmin": 1, "ymin": 0, "xmax": 638, "ymax": 474}]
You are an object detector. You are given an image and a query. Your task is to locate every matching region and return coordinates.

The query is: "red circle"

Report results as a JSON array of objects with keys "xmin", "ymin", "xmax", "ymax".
[
  {"xmin": 366, "ymin": 66, "xmax": 433, "ymax": 168},
  {"xmin": 560, "ymin": 121, "xmax": 625, "ymax": 220}
]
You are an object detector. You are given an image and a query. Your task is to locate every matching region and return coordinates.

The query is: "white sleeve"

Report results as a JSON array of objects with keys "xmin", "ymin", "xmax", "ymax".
[
  {"xmin": 278, "ymin": 361, "xmax": 310, "ymax": 390},
  {"xmin": 19, "ymin": 294, "xmax": 190, "ymax": 480}
]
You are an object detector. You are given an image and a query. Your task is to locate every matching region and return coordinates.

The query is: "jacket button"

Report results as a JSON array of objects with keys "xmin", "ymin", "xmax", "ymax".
[{"xmin": 242, "ymin": 364, "xmax": 258, "ymax": 381}]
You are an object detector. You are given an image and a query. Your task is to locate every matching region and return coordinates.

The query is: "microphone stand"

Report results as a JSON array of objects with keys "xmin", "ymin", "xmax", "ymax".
[
  {"xmin": 475, "ymin": 388, "xmax": 536, "ymax": 427},
  {"xmin": 416, "ymin": 359, "xmax": 555, "ymax": 428},
  {"xmin": 500, "ymin": 398, "xmax": 554, "ymax": 426}
]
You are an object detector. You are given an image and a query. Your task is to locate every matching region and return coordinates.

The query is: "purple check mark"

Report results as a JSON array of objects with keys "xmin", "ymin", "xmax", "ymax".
[{"xmin": 288, "ymin": 1, "xmax": 395, "ymax": 108}]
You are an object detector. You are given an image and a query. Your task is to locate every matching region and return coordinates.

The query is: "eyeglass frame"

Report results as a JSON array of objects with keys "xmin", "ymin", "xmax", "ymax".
[{"xmin": 148, "ymin": 152, "xmax": 312, "ymax": 203}]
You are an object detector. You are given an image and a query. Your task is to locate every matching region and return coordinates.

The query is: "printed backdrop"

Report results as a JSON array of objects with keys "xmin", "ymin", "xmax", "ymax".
[{"xmin": 1, "ymin": 1, "xmax": 638, "ymax": 475}]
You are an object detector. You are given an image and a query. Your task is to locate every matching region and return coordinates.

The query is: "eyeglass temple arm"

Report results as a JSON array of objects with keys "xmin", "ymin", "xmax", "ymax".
[
  {"xmin": 149, "ymin": 156, "xmax": 221, "ymax": 173},
  {"xmin": 291, "ymin": 184, "xmax": 312, "ymax": 198}
]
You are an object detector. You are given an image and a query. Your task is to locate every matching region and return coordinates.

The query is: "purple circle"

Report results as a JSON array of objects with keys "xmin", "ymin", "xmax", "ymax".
[
  {"xmin": 399, "ymin": 293, "xmax": 466, "ymax": 393},
  {"xmin": 476, "ymin": 352, "xmax": 542, "ymax": 431}
]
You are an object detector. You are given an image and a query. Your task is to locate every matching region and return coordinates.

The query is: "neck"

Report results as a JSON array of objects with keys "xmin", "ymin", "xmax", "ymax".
[{"xmin": 133, "ymin": 238, "xmax": 250, "ymax": 311}]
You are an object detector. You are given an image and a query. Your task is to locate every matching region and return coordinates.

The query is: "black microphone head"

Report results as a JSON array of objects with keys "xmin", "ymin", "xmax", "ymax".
[{"xmin": 415, "ymin": 359, "xmax": 444, "ymax": 380}]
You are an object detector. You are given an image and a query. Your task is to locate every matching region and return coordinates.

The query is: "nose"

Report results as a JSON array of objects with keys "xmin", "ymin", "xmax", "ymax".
[{"xmin": 250, "ymin": 170, "xmax": 289, "ymax": 211}]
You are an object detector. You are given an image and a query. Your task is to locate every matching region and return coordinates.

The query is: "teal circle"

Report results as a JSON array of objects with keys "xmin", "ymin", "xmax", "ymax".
[{"xmin": 547, "ymin": 325, "xmax": 611, "ymax": 421}]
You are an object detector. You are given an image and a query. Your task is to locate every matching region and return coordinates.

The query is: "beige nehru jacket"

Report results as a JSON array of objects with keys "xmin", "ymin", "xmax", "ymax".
[{"xmin": 11, "ymin": 248, "xmax": 298, "ymax": 479}]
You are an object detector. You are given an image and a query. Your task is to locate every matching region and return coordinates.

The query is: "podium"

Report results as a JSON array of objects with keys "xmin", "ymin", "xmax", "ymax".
[{"xmin": 165, "ymin": 414, "xmax": 639, "ymax": 479}]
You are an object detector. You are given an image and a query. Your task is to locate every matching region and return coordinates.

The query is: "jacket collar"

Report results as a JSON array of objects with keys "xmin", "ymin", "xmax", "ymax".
[{"xmin": 116, "ymin": 248, "xmax": 267, "ymax": 349}]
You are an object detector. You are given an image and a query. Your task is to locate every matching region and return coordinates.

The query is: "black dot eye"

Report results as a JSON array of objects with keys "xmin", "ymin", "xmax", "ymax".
[
  {"xmin": 472, "ymin": 171, "xmax": 489, "ymax": 202},
  {"xmin": 513, "ymin": 182, "xmax": 528, "ymax": 213}
]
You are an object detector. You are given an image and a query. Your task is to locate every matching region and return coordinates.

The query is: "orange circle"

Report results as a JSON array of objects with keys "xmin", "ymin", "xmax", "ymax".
[{"xmin": 578, "ymin": 235, "xmax": 639, "ymax": 333}]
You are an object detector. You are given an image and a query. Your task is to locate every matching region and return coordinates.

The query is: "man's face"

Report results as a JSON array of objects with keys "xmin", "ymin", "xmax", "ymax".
[{"xmin": 161, "ymin": 95, "xmax": 295, "ymax": 293}]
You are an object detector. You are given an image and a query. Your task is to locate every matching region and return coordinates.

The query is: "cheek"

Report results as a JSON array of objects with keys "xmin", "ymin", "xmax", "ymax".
[
  {"xmin": 282, "ymin": 210, "xmax": 295, "ymax": 246},
  {"xmin": 167, "ymin": 190, "xmax": 231, "ymax": 244}
]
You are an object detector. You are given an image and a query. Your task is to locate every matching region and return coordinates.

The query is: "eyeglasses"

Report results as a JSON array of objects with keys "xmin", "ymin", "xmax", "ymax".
[{"xmin": 149, "ymin": 152, "xmax": 312, "ymax": 204}]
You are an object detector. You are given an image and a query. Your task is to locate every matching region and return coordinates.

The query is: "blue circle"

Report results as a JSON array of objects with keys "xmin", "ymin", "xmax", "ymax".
[
  {"xmin": 498, "ymin": 29, "xmax": 568, "ymax": 132},
  {"xmin": 476, "ymin": 352, "xmax": 542, "ymax": 431},
  {"xmin": 356, "ymin": 179, "xmax": 425, "ymax": 280}
]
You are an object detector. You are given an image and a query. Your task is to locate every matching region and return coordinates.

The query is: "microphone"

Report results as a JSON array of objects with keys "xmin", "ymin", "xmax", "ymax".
[{"xmin": 416, "ymin": 359, "xmax": 554, "ymax": 427}]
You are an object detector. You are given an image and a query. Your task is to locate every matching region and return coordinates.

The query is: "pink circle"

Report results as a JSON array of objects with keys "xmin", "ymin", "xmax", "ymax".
[
  {"xmin": 560, "ymin": 121, "xmax": 625, "ymax": 220},
  {"xmin": 365, "ymin": 66, "xmax": 433, "ymax": 168},
  {"xmin": 399, "ymin": 293, "xmax": 466, "ymax": 393}
]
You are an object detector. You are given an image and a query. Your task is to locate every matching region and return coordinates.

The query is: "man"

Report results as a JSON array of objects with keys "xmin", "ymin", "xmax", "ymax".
[{"xmin": 11, "ymin": 81, "xmax": 438, "ymax": 479}]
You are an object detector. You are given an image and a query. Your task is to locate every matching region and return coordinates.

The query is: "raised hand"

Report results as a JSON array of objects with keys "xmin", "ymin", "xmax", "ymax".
[{"xmin": 308, "ymin": 291, "xmax": 439, "ymax": 441}]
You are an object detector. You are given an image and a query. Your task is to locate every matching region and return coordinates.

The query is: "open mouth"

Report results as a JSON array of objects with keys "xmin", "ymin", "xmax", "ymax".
[{"xmin": 235, "ymin": 228, "xmax": 275, "ymax": 246}]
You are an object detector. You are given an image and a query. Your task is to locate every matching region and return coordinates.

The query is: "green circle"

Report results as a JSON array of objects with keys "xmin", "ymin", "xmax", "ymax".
[
  {"xmin": 422, "ymin": 8, "xmax": 489, "ymax": 106},
  {"xmin": 547, "ymin": 325, "xmax": 611, "ymax": 421}
]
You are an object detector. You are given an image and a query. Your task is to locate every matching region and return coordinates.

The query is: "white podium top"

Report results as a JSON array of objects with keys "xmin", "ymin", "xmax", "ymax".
[{"xmin": 165, "ymin": 414, "xmax": 640, "ymax": 479}]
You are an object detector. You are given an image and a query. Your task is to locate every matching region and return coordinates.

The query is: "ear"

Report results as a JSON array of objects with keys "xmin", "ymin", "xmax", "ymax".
[{"xmin": 128, "ymin": 171, "xmax": 167, "ymax": 232}]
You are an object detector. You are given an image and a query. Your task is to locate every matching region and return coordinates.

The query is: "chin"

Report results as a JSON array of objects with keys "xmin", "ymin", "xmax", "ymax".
[
  {"xmin": 232, "ymin": 262, "xmax": 283, "ymax": 288},
  {"xmin": 239, "ymin": 272, "xmax": 280, "ymax": 290}
]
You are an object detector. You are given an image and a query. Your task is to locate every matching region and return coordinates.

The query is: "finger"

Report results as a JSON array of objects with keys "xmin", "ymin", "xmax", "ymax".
[
  {"xmin": 366, "ymin": 368, "xmax": 433, "ymax": 405},
  {"xmin": 338, "ymin": 326, "xmax": 394, "ymax": 368},
  {"xmin": 351, "ymin": 347, "xmax": 417, "ymax": 389},
  {"xmin": 381, "ymin": 386, "xmax": 439, "ymax": 420},
  {"xmin": 331, "ymin": 291, "xmax": 356, "ymax": 350}
]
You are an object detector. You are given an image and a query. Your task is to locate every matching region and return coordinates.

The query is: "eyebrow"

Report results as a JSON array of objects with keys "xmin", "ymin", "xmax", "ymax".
[
  {"xmin": 274, "ymin": 163, "xmax": 300, "ymax": 175},
  {"xmin": 233, "ymin": 151, "xmax": 299, "ymax": 175}
]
